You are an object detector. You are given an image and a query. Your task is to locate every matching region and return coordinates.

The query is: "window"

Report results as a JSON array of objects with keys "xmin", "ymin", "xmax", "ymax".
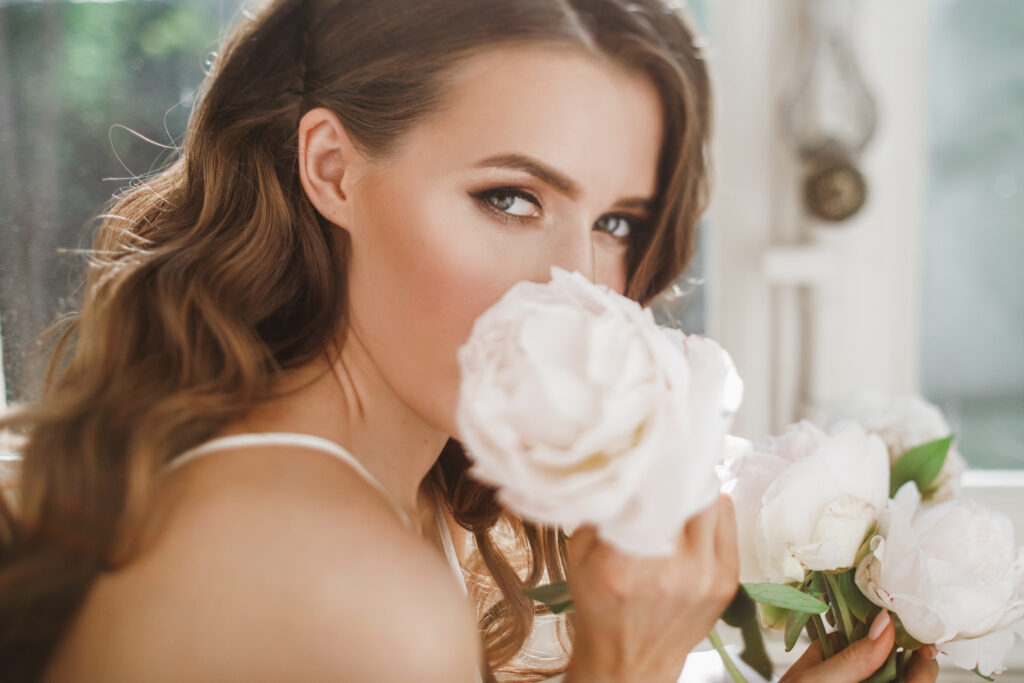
[
  {"xmin": 0, "ymin": 0, "xmax": 244, "ymax": 407},
  {"xmin": 705, "ymin": 0, "xmax": 1023, "ymax": 676},
  {"xmin": 922, "ymin": 0, "xmax": 1024, "ymax": 471}
]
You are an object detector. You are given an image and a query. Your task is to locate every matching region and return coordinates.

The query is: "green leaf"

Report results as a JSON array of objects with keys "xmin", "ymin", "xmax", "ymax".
[
  {"xmin": 721, "ymin": 588, "xmax": 756, "ymax": 627},
  {"xmin": 720, "ymin": 591, "xmax": 773, "ymax": 680},
  {"xmin": 837, "ymin": 569, "xmax": 877, "ymax": 624},
  {"xmin": 523, "ymin": 580, "xmax": 572, "ymax": 607},
  {"xmin": 737, "ymin": 622, "xmax": 772, "ymax": 680},
  {"xmin": 890, "ymin": 436, "xmax": 953, "ymax": 497},
  {"xmin": 742, "ymin": 583, "xmax": 828, "ymax": 614},
  {"xmin": 784, "ymin": 609, "xmax": 811, "ymax": 652},
  {"xmin": 547, "ymin": 599, "xmax": 575, "ymax": 614},
  {"xmin": 822, "ymin": 572, "xmax": 854, "ymax": 641},
  {"xmin": 973, "ymin": 665, "xmax": 996, "ymax": 682}
]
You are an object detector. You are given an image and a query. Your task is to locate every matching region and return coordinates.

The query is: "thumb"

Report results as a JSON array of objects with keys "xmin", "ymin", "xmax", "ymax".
[{"xmin": 809, "ymin": 611, "xmax": 895, "ymax": 683}]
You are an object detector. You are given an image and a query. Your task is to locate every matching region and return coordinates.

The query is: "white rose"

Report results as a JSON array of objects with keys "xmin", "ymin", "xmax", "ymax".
[
  {"xmin": 720, "ymin": 420, "xmax": 890, "ymax": 584},
  {"xmin": 855, "ymin": 482, "xmax": 1024, "ymax": 677},
  {"xmin": 823, "ymin": 389, "xmax": 966, "ymax": 502},
  {"xmin": 455, "ymin": 265, "xmax": 743, "ymax": 557}
]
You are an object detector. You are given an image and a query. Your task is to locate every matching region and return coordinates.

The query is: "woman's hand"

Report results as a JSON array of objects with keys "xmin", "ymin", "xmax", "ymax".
[
  {"xmin": 779, "ymin": 610, "xmax": 940, "ymax": 683},
  {"xmin": 562, "ymin": 493, "xmax": 739, "ymax": 683}
]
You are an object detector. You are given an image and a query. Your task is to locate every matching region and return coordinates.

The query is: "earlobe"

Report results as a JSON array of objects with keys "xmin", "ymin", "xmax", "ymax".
[{"xmin": 297, "ymin": 107, "xmax": 362, "ymax": 227}]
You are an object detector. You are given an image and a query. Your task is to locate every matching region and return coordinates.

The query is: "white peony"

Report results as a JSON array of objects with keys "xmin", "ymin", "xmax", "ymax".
[
  {"xmin": 855, "ymin": 482, "xmax": 1024, "ymax": 676},
  {"xmin": 823, "ymin": 389, "xmax": 966, "ymax": 502},
  {"xmin": 455, "ymin": 265, "xmax": 743, "ymax": 557},
  {"xmin": 720, "ymin": 420, "xmax": 890, "ymax": 584}
]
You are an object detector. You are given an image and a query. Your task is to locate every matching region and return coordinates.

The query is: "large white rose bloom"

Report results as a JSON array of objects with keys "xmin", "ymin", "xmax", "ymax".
[
  {"xmin": 455, "ymin": 265, "xmax": 743, "ymax": 557},
  {"xmin": 720, "ymin": 420, "xmax": 890, "ymax": 584},
  {"xmin": 823, "ymin": 389, "xmax": 966, "ymax": 502},
  {"xmin": 856, "ymin": 482, "xmax": 1024, "ymax": 677}
]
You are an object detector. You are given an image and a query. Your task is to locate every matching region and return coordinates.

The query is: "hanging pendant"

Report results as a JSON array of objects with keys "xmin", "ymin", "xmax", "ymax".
[{"xmin": 803, "ymin": 143, "xmax": 868, "ymax": 222}]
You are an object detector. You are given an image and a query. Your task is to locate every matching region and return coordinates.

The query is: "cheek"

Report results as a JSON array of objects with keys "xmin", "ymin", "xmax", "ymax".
[
  {"xmin": 349, "ymin": 176, "xmax": 633, "ymax": 435},
  {"xmin": 594, "ymin": 246, "xmax": 629, "ymax": 296},
  {"xmin": 348, "ymin": 182, "xmax": 530, "ymax": 434}
]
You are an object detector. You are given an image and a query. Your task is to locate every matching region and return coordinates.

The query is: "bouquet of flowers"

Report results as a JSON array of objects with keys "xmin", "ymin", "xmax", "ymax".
[
  {"xmin": 721, "ymin": 391, "xmax": 1023, "ymax": 681},
  {"xmin": 455, "ymin": 266, "xmax": 1023, "ymax": 682}
]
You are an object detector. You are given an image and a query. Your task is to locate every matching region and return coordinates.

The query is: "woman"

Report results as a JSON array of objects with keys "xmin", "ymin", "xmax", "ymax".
[{"xmin": 0, "ymin": 0, "xmax": 939, "ymax": 680}]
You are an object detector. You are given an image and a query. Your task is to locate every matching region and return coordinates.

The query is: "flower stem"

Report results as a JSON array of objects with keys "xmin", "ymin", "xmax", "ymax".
[
  {"xmin": 823, "ymin": 572, "xmax": 853, "ymax": 647},
  {"xmin": 809, "ymin": 612, "xmax": 835, "ymax": 659},
  {"xmin": 709, "ymin": 626, "xmax": 747, "ymax": 683}
]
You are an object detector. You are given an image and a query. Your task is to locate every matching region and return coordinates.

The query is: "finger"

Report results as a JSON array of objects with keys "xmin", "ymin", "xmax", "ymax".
[
  {"xmin": 714, "ymin": 493, "xmax": 739, "ymax": 573},
  {"xmin": 779, "ymin": 639, "xmax": 824, "ymax": 681},
  {"xmin": 801, "ymin": 613, "xmax": 895, "ymax": 683},
  {"xmin": 905, "ymin": 650, "xmax": 940, "ymax": 683},
  {"xmin": 681, "ymin": 493, "xmax": 720, "ymax": 557}
]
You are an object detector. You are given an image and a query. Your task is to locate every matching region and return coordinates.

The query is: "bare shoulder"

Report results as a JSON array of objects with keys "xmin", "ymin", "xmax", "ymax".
[{"xmin": 45, "ymin": 445, "xmax": 482, "ymax": 682}]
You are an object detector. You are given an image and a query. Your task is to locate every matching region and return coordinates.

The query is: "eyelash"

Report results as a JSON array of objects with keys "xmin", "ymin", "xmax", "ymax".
[{"xmin": 470, "ymin": 186, "xmax": 647, "ymax": 244}]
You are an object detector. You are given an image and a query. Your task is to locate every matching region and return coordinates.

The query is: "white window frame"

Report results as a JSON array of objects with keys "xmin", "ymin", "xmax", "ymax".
[{"xmin": 704, "ymin": 0, "xmax": 1024, "ymax": 675}]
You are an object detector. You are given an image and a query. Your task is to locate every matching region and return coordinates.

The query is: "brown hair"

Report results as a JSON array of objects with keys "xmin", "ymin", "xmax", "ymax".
[{"xmin": 0, "ymin": 0, "xmax": 713, "ymax": 680}]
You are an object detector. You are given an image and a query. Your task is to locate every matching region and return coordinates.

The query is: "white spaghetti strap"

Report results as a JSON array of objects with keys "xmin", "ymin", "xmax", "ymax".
[
  {"xmin": 170, "ymin": 431, "xmax": 483, "ymax": 682},
  {"xmin": 166, "ymin": 432, "xmax": 417, "ymax": 532}
]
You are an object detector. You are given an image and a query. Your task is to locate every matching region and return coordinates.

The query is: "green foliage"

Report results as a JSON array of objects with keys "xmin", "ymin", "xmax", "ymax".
[
  {"xmin": 889, "ymin": 436, "xmax": 953, "ymax": 497},
  {"xmin": 836, "ymin": 568, "xmax": 876, "ymax": 624},
  {"xmin": 721, "ymin": 589, "xmax": 773, "ymax": 680},
  {"xmin": 784, "ymin": 609, "xmax": 811, "ymax": 652},
  {"xmin": 742, "ymin": 583, "xmax": 828, "ymax": 614},
  {"xmin": 523, "ymin": 580, "xmax": 571, "ymax": 608}
]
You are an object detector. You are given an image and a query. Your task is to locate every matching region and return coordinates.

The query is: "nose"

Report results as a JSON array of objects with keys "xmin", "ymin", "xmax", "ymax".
[{"xmin": 550, "ymin": 223, "xmax": 596, "ymax": 282}]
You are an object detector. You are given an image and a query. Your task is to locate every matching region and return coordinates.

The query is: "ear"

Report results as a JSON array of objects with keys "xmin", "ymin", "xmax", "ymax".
[{"xmin": 297, "ymin": 107, "xmax": 365, "ymax": 229}]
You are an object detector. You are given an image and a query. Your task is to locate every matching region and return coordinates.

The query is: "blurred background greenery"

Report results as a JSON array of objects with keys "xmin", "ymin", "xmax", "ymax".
[{"xmin": 0, "ymin": 0, "xmax": 242, "ymax": 401}]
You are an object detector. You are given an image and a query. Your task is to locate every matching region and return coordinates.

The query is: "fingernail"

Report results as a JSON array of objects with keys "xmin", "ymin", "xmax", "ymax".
[
  {"xmin": 869, "ymin": 610, "xmax": 891, "ymax": 640},
  {"xmin": 922, "ymin": 644, "xmax": 938, "ymax": 659}
]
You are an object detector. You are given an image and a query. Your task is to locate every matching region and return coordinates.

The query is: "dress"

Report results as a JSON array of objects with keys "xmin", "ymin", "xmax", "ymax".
[{"xmin": 164, "ymin": 431, "xmax": 482, "ymax": 681}]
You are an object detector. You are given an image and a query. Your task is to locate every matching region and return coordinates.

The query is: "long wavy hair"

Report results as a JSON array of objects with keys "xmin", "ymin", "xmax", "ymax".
[{"xmin": 0, "ymin": 0, "xmax": 713, "ymax": 680}]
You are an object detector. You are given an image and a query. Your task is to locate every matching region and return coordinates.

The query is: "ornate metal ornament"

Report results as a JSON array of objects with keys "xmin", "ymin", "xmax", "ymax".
[{"xmin": 781, "ymin": 0, "xmax": 878, "ymax": 223}]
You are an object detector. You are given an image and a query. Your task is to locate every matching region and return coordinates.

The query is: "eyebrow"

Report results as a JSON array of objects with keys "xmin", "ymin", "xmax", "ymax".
[{"xmin": 473, "ymin": 152, "xmax": 654, "ymax": 213}]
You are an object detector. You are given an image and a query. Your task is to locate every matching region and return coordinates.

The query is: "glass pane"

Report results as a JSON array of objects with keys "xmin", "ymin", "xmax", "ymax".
[
  {"xmin": 922, "ymin": 0, "xmax": 1024, "ymax": 468},
  {"xmin": 0, "ymin": 0, "xmax": 246, "ymax": 403}
]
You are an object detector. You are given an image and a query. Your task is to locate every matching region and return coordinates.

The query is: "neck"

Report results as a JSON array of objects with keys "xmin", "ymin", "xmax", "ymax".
[{"xmin": 226, "ymin": 340, "xmax": 450, "ymax": 539}]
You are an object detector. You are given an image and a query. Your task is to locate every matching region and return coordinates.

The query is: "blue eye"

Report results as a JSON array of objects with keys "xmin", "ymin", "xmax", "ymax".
[
  {"xmin": 596, "ymin": 214, "xmax": 636, "ymax": 241},
  {"xmin": 473, "ymin": 187, "xmax": 541, "ymax": 222},
  {"xmin": 470, "ymin": 186, "xmax": 648, "ymax": 245}
]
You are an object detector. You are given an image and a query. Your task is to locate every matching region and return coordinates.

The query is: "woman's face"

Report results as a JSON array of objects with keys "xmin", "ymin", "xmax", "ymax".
[{"xmin": 301, "ymin": 44, "xmax": 665, "ymax": 438}]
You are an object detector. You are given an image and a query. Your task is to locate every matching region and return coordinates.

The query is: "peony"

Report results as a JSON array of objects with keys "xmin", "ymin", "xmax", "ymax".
[
  {"xmin": 855, "ymin": 482, "xmax": 1024, "ymax": 677},
  {"xmin": 455, "ymin": 265, "xmax": 743, "ymax": 557},
  {"xmin": 823, "ymin": 389, "xmax": 966, "ymax": 502},
  {"xmin": 720, "ymin": 420, "xmax": 890, "ymax": 584}
]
